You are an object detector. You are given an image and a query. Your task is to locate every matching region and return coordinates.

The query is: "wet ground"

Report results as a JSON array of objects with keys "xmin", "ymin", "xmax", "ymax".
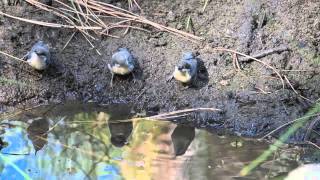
[
  {"xmin": 0, "ymin": 0, "xmax": 320, "ymax": 139},
  {"xmin": 0, "ymin": 103, "xmax": 318, "ymax": 179}
]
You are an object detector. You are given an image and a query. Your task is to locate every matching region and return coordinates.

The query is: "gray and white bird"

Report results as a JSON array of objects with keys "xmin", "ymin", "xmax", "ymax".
[
  {"xmin": 107, "ymin": 48, "xmax": 135, "ymax": 86},
  {"xmin": 24, "ymin": 41, "xmax": 51, "ymax": 70},
  {"xmin": 172, "ymin": 52, "xmax": 198, "ymax": 84}
]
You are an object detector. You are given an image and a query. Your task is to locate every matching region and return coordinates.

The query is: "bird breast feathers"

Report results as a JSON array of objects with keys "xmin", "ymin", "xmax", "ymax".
[
  {"xmin": 173, "ymin": 68, "xmax": 192, "ymax": 83},
  {"xmin": 110, "ymin": 65, "xmax": 133, "ymax": 75},
  {"xmin": 27, "ymin": 52, "xmax": 47, "ymax": 70}
]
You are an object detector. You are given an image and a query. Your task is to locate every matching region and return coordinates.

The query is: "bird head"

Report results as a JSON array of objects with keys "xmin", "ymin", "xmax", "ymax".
[{"xmin": 25, "ymin": 41, "xmax": 51, "ymax": 70}]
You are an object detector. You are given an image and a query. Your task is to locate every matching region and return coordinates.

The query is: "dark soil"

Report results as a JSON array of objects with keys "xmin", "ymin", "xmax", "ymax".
[{"xmin": 0, "ymin": 0, "xmax": 320, "ymax": 140}]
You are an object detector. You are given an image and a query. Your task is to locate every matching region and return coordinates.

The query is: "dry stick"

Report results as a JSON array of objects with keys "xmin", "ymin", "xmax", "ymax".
[
  {"xmin": 259, "ymin": 113, "xmax": 320, "ymax": 140},
  {"xmin": 27, "ymin": 0, "xmax": 98, "ymax": 40},
  {"xmin": 284, "ymin": 75, "xmax": 312, "ymax": 102},
  {"xmin": 312, "ymin": 129, "xmax": 320, "ymax": 136},
  {"xmin": 132, "ymin": 0, "xmax": 142, "ymax": 11},
  {"xmin": 128, "ymin": 0, "xmax": 133, "ymax": 10},
  {"xmin": 25, "ymin": 1, "xmax": 103, "ymax": 42},
  {"xmin": 109, "ymin": 107, "xmax": 221, "ymax": 123},
  {"xmin": 150, "ymin": 107, "xmax": 221, "ymax": 119},
  {"xmin": 58, "ymin": 8, "xmax": 104, "ymax": 39},
  {"xmin": 234, "ymin": 54, "xmax": 241, "ymax": 70},
  {"xmin": 239, "ymin": 46, "xmax": 290, "ymax": 62},
  {"xmin": 107, "ymin": 24, "xmax": 149, "ymax": 33},
  {"xmin": 202, "ymin": 0, "xmax": 210, "ymax": 13},
  {"xmin": 0, "ymin": 50, "xmax": 28, "ymax": 64},
  {"xmin": 280, "ymin": 69, "xmax": 315, "ymax": 72},
  {"xmin": 81, "ymin": 32, "xmax": 102, "ymax": 55},
  {"xmin": 61, "ymin": 31, "xmax": 77, "ymax": 52},
  {"xmin": 100, "ymin": 19, "xmax": 132, "ymax": 34},
  {"xmin": 71, "ymin": 0, "xmax": 88, "ymax": 31},
  {"xmin": 107, "ymin": 114, "xmax": 190, "ymax": 124},
  {"xmin": 83, "ymin": 0, "xmax": 203, "ymax": 41},
  {"xmin": 30, "ymin": 0, "xmax": 202, "ymax": 42},
  {"xmin": 54, "ymin": 1, "xmax": 140, "ymax": 37},
  {"xmin": 0, "ymin": 11, "xmax": 101, "ymax": 30},
  {"xmin": 75, "ymin": 0, "xmax": 89, "ymax": 24},
  {"xmin": 46, "ymin": 117, "xmax": 66, "ymax": 134},
  {"xmin": 86, "ymin": 6, "xmax": 110, "ymax": 29},
  {"xmin": 231, "ymin": 53, "xmax": 241, "ymax": 70},
  {"xmin": 213, "ymin": 47, "xmax": 285, "ymax": 89},
  {"xmin": 306, "ymin": 141, "xmax": 320, "ymax": 150}
]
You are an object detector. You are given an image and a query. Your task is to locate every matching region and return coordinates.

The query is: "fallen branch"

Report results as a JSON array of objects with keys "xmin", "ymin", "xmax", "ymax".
[{"xmin": 239, "ymin": 46, "xmax": 290, "ymax": 62}]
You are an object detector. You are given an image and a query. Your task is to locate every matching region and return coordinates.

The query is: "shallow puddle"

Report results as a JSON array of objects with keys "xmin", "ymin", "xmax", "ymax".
[{"xmin": 0, "ymin": 103, "xmax": 315, "ymax": 180}]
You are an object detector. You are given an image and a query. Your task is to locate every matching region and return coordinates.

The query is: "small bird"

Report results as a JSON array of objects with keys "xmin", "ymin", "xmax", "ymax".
[
  {"xmin": 171, "ymin": 52, "xmax": 198, "ymax": 84},
  {"xmin": 107, "ymin": 48, "xmax": 135, "ymax": 87},
  {"xmin": 23, "ymin": 41, "xmax": 51, "ymax": 70}
]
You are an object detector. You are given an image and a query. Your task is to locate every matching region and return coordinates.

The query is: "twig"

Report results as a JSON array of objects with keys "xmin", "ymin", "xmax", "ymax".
[
  {"xmin": 202, "ymin": 0, "xmax": 210, "ymax": 13},
  {"xmin": 108, "ymin": 107, "xmax": 221, "ymax": 123},
  {"xmin": 212, "ymin": 47, "xmax": 285, "ymax": 89},
  {"xmin": 306, "ymin": 141, "xmax": 320, "ymax": 150},
  {"xmin": 0, "ymin": 50, "xmax": 28, "ymax": 64},
  {"xmin": 132, "ymin": 0, "xmax": 142, "ymax": 11},
  {"xmin": 280, "ymin": 69, "xmax": 314, "ymax": 72},
  {"xmin": 46, "ymin": 116, "xmax": 66, "ymax": 134},
  {"xmin": 24, "ymin": 0, "xmax": 203, "ymax": 42},
  {"xmin": 134, "ymin": 88, "xmax": 147, "ymax": 101},
  {"xmin": 0, "ymin": 11, "xmax": 101, "ymax": 30},
  {"xmin": 284, "ymin": 75, "xmax": 312, "ymax": 102},
  {"xmin": 259, "ymin": 113, "xmax": 320, "ymax": 140},
  {"xmin": 239, "ymin": 46, "xmax": 290, "ymax": 62},
  {"xmin": 61, "ymin": 31, "xmax": 77, "ymax": 52},
  {"xmin": 107, "ymin": 113, "xmax": 190, "ymax": 124},
  {"xmin": 231, "ymin": 53, "xmax": 241, "ymax": 70}
]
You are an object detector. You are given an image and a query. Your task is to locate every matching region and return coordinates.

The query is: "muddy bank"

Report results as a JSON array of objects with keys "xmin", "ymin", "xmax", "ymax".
[{"xmin": 0, "ymin": 0, "xmax": 320, "ymax": 139}]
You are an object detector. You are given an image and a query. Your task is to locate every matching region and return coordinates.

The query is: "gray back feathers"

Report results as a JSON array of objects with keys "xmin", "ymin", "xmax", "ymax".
[
  {"xmin": 29, "ymin": 41, "xmax": 51, "ymax": 64},
  {"xmin": 179, "ymin": 52, "xmax": 197, "ymax": 76}
]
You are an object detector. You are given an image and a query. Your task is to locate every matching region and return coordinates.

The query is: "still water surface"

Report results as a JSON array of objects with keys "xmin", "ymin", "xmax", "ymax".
[{"xmin": 0, "ymin": 103, "xmax": 311, "ymax": 180}]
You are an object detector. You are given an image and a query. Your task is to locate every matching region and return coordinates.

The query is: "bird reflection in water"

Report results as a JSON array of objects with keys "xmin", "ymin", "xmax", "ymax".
[
  {"xmin": 171, "ymin": 124, "xmax": 195, "ymax": 156},
  {"xmin": 103, "ymin": 104, "xmax": 134, "ymax": 148},
  {"xmin": 27, "ymin": 118, "xmax": 49, "ymax": 154},
  {"xmin": 109, "ymin": 121, "xmax": 133, "ymax": 147}
]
